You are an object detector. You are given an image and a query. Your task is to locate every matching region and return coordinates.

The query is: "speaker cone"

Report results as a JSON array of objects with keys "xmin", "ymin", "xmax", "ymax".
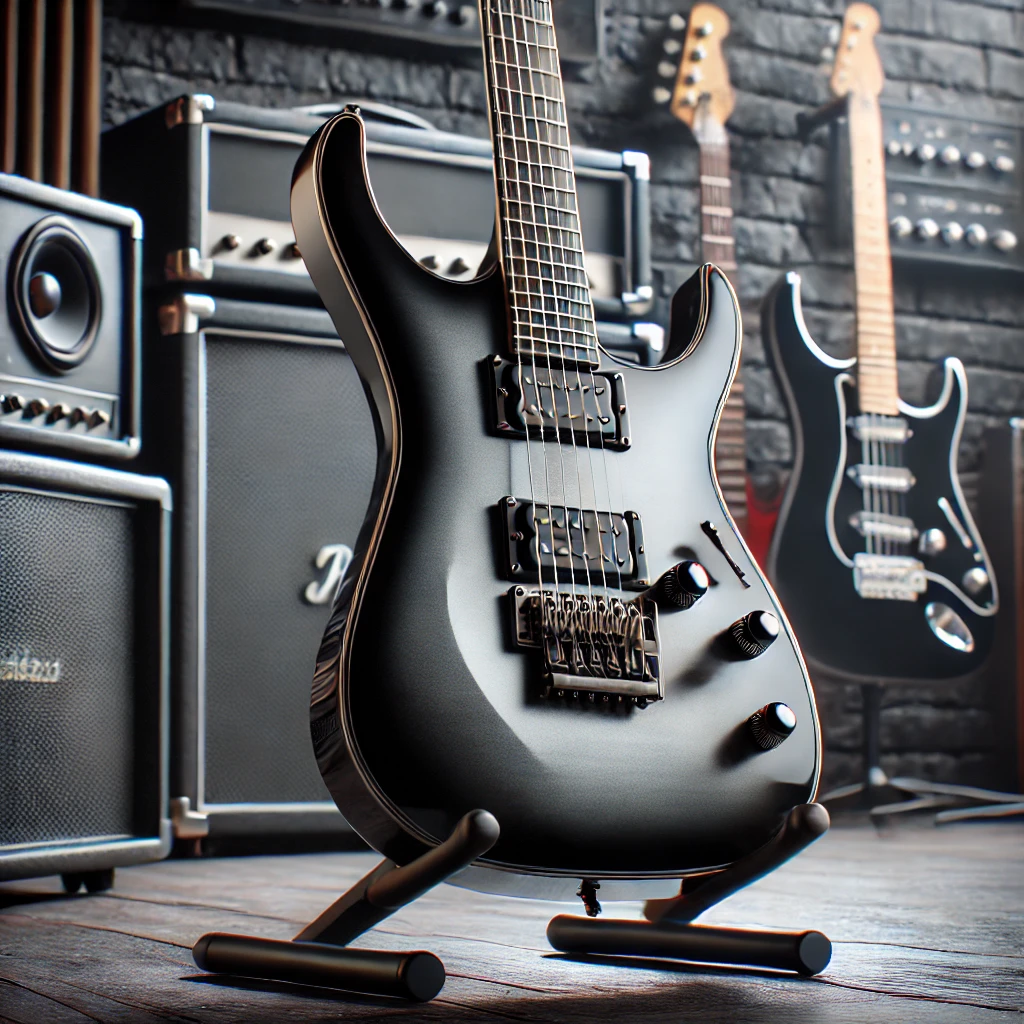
[{"xmin": 10, "ymin": 216, "xmax": 101, "ymax": 371}]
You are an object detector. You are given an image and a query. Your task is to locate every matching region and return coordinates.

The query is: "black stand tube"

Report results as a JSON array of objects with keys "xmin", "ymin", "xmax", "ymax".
[
  {"xmin": 547, "ymin": 804, "xmax": 832, "ymax": 977},
  {"xmin": 191, "ymin": 809, "xmax": 499, "ymax": 1002}
]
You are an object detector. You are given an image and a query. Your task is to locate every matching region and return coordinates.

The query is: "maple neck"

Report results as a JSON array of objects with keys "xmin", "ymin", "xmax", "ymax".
[
  {"xmin": 848, "ymin": 92, "xmax": 899, "ymax": 415},
  {"xmin": 698, "ymin": 140, "xmax": 737, "ymax": 275},
  {"xmin": 480, "ymin": 0, "xmax": 598, "ymax": 368}
]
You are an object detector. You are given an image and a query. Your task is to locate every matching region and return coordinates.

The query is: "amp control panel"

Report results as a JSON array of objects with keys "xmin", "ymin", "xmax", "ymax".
[{"xmin": 829, "ymin": 103, "xmax": 1022, "ymax": 275}]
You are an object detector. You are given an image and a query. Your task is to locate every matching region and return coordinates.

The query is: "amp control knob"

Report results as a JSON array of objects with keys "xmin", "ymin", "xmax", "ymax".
[
  {"xmin": 728, "ymin": 611, "xmax": 779, "ymax": 658},
  {"xmin": 890, "ymin": 215, "xmax": 913, "ymax": 238},
  {"xmin": 992, "ymin": 154, "xmax": 1015, "ymax": 173},
  {"xmin": 748, "ymin": 702, "xmax": 797, "ymax": 750},
  {"xmin": 915, "ymin": 217, "xmax": 940, "ymax": 240},
  {"xmin": 25, "ymin": 397, "xmax": 50, "ymax": 417},
  {"xmin": 46, "ymin": 403, "xmax": 71, "ymax": 424},
  {"xmin": 422, "ymin": 0, "xmax": 447, "ymax": 17},
  {"xmin": 2, "ymin": 394, "xmax": 24, "ymax": 414},
  {"xmin": 915, "ymin": 142, "xmax": 937, "ymax": 162},
  {"xmin": 87, "ymin": 409, "xmax": 110, "ymax": 430},
  {"xmin": 939, "ymin": 144, "xmax": 961, "ymax": 165},
  {"xmin": 965, "ymin": 150, "xmax": 986, "ymax": 170},
  {"xmin": 965, "ymin": 223, "xmax": 988, "ymax": 247},
  {"xmin": 992, "ymin": 229, "xmax": 1018, "ymax": 253},
  {"xmin": 255, "ymin": 237, "xmax": 276, "ymax": 255},
  {"xmin": 657, "ymin": 560, "xmax": 709, "ymax": 609},
  {"xmin": 941, "ymin": 221, "xmax": 964, "ymax": 244},
  {"xmin": 886, "ymin": 139, "xmax": 903, "ymax": 157}
]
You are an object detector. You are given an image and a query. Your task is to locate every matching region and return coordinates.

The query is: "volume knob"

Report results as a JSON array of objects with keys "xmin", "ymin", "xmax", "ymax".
[
  {"xmin": 658, "ymin": 560, "xmax": 709, "ymax": 609},
  {"xmin": 748, "ymin": 702, "xmax": 797, "ymax": 750},
  {"xmin": 729, "ymin": 611, "xmax": 779, "ymax": 658}
]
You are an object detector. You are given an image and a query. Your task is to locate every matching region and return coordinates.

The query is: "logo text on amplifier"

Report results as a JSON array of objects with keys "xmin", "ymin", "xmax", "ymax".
[{"xmin": 0, "ymin": 647, "xmax": 62, "ymax": 683}]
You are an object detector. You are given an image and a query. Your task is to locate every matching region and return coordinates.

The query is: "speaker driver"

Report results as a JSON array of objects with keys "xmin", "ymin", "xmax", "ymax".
[{"xmin": 10, "ymin": 216, "xmax": 101, "ymax": 371}]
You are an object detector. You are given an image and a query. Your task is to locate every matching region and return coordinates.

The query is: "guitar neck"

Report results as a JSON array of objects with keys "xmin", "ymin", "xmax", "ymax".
[
  {"xmin": 700, "ymin": 139, "xmax": 747, "ymax": 525},
  {"xmin": 848, "ymin": 92, "xmax": 899, "ymax": 415},
  {"xmin": 480, "ymin": 0, "xmax": 598, "ymax": 369}
]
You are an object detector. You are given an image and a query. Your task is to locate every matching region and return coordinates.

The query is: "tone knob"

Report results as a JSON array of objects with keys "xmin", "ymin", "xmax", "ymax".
[
  {"xmin": 87, "ymin": 409, "xmax": 110, "ymax": 429},
  {"xmin": 657, "ymin": 560, "xmax": 709, "ymax": 609},
  {"xmin": 918, "ymin": 527, "xmax": 947, "ymax": 557},
  {"xmin": 748, "ymin": 702, "xmax": 797, "ymax": 750},
  {"xmin": 992, "ymin": 229, "xmax": 1018, "ymax": 253},
  {"xmin": 221, "ymin": 233, "xmax": 242, "ymax": 250},
  {"xmin": 939, "ymin": 144, "xmax": 961, "ymax": 165},
  {"xmin": 255, "ymin": 237, "xmax": 276, "ymax": 255},
  {"xmin": 915, "ymin": 142, "xmax": 937, "ymax": 162},
  {"xmin": 46, "ymin": 403, "xmax": 71, "ymax": 424},
  {"xmin": 915, "ymin": 217, "xmax": 940, "ymax": 240},
  {"xmin": 962, "ymin": 567, "xmax": 990, "ymax": 595},
  {"xmin": 965, "ymin": 223, "xmax": 988, "ymax": 247},
  {"xmin": 2, "ymin": 394, "xmax": 24, "ymax": 414},
  {"xmin": 729, "ymin": 611, "xmax": 779, "ymax": 658},
  {"xmin": 29, "ymin": 272, "xmax": 62, "ymax": 318},
  {"xmin": 992, "ymin": 154, "xmax": 1015, "ymax": 173},
  {"xmin": 25, "ymin": 397, "xmax": 50, "ymax": 417},
  {"xmin": 965, "ymin": 150, "xmax": 986, "ymax": 170},
  {"xmin": 941, "ymin": 221, "xmax": 964, "ymax": 244},
  {"xmin": 890, "ymin": 215, "xmax": 913, "ymax": 238}
]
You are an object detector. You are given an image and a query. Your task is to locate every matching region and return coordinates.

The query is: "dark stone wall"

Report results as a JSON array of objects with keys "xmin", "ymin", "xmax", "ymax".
[{"xmin": 102, "ymin": 0, "xmax": 1023, "ymax": 791}]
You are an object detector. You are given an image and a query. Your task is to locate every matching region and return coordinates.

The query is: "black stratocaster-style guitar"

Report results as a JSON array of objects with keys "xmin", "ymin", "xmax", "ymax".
[
  {"xmin": 292, "ymin": 0, "xmax": 820, "ymax": 897},
  {"xmin": 764, "ymin": 4, "xmax": 998, "ymax": 683}
]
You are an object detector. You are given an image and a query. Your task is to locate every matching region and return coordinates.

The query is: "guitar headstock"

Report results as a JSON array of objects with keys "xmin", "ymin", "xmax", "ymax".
[
  {"xmin": 830, "ymin": 3, "xmax": 884, "ymax": 99},
  {"xmin": 653, "ymin": 4, "xmax": 734, "ymax": 145}
]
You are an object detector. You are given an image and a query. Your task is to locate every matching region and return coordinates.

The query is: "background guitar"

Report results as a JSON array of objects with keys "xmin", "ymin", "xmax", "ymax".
[
  {"xmin": 654, "ymin": 2, "xmax": 783, "ymax": 566},
  {"xmin": 763, "ymin": 3, "xmax": 998, "ymax": 683}
]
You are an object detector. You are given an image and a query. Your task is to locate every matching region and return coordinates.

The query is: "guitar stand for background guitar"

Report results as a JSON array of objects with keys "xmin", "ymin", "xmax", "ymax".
[{"xmin": 191, "ymin": 803, "xmax": 831, "ymax": 1003}]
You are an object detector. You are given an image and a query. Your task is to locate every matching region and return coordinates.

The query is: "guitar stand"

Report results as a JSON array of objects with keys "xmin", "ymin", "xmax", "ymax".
[
  {"xmin": 547, "ymin": 803, "xmax": 833, "ymax": 977},
  {"xmin": 191, "ymin": 808, "xmax": 500, "ymax": 1002}
]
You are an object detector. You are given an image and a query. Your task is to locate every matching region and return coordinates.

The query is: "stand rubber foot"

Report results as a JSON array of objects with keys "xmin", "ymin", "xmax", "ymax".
[
  {"xmin": 547, "ymin": 916, "xmax": 832, "ymax": 977},
  {"xmin": 193, "ymin": 933, "xmax": 445, "ymax": 1002}
]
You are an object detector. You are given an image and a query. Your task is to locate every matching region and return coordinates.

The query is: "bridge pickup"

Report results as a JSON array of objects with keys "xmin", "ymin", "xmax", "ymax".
[
  {"xmin": 512, "ymin": 588, "xmax": 662, "ymax": 702},
  {"xmin": 848, "ymin": 415, "xmax": 912, "ymax": 444},
  {"xmin": 847, "ymin": 464, "xmax": 916, "ymax": 493},
  {"xmin": 491, "ymin": 357, "xmax": 630, "ymax": 450},
  {"xmin": 502, "ymin": 498, "xmax": 650, "ymax": 589},
  {"xmin": 853, "ymin": 553, "xmax": 927, "ymax": 601},
  {"xmin": 849, "ymin": 511, "xmax": 919, "ymax": 544}
]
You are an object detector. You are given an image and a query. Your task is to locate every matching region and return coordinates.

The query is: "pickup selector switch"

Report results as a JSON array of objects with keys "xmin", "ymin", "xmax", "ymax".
[
  {"xmin": 748, "ymin": 702, "xmax": 797, "ymax": 750},
  {"xmin": 657, "ymin": 560, "xmax": 709, "ymax": 609},
  {"xmin": 728, "ymin": 611, "xmax": 779, "ymax": 658}
]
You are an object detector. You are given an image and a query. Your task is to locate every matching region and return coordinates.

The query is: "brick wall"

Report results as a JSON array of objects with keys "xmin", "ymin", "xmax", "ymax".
[{"xmin": 102, "ymin": 0, "xmax": 1024, "ymax": 791}]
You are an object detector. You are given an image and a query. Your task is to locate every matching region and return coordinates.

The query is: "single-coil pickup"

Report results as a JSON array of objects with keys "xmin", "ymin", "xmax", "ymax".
[
  {"xmin": 849, "ymin": 510, "xmax": 919, "ymax": 544},
  {"xmin": 512, "ymin": 588, "xmax": 662, "ymax": 702},
  {"xmin": 490, "ymin": 357, "xmax": 630, "ymax": 449},
  {"xmin": 847, "ymin": 464, "xmax": 916, "ymax": 492},
  {"xmin": 502, "ymin": 497, "xmax": 650, "ymax": 589},
  {"xmin": 848, "ymin": 415, "xmax": 912, "ymax": 444}
]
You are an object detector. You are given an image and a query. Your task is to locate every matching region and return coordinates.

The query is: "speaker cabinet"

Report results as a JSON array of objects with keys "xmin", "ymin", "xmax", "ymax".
[
  {"xmin": 145, "ymin": 294, "xmax": 376, "ymax": 843},
  {"xmin": 979, "ymin": 419, "xmax": 1024, "ymax": 792},
  {"xmin": 0, "ymin": 173, "xmax": 139, "ymax": 460},
  {"xmin": 0, "ymin": 451, "xmax": 171, "ymax": 884}
]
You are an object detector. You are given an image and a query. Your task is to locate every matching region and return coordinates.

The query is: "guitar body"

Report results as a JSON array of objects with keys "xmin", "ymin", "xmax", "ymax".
[
  {"xmin": 293, "ymin": 112, "xmax": 820, "ymax": 899},
  {"xmin": 765, "ymin": 272, "xmax": 998, "ymax": 683}
]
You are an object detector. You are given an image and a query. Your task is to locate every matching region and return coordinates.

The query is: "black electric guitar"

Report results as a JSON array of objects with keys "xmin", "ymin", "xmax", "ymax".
[
  {"xmin": 764, "ymin": 3, "xmax": 998, "ymax": 683},
  {"xmin": 292, "ymin": 0, "xmax": 820, "ymax": 898}
]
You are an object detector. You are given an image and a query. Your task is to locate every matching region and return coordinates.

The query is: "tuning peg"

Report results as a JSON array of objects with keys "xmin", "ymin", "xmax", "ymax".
[
  {"xmin": 691, "ymin": 44, "xmax": 707, "ymax": 60},
  {"xmin": 652, "ymin": 86, "xmax": 672, "ymax": 105},
  {"xmin": 696, "ymin": 20, "xmax": 714, "ymax": 36},
  {"xmin": 685, "ymin": 68, "xmax": 703, "ymax": 84}
]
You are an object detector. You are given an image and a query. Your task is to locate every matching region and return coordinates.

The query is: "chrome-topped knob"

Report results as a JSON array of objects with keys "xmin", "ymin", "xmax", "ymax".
[
  {"xmin": 748, "ymin": 702, "xmax": 797, "ymax": 750},
  {"xmin": 890, "ymin": 215, "xmax": 913, "ymax": 238},
  {"xmin": 918, "ymin": 527, "xmax": 947, "ymax": 557},
  {"xmin": 886, "ymin": 139, "xmax": 903, "ymax": 157},
  {"xmin": 965, "ymin": 223, "xmax": 988, "ymax": 247},
  {"xmin": 962, "ymin": 567, "xmax": 990, "ymax": 595},
  {"xmin": 221, "ymin": 233, "xmax": 242, "ymax": 250},
  {"xmin": 941, "ymin": 221, "xmax": 964, "ymax": 244},
  {"xmin": 939, "ymin": 144, "xmax": 961, "ymax": 165},
  {"xmin": 255, "ymin": 237, "xmax": 276, "ymax": 255},
  {"xmin": 729, "ymin": 611, "xmax": 779, "ymax": 658},
  {"xmin": 419, "ymin": 254, "xmax": 439, "ymax": 270},
  {"xmin": 992, "ymin": 154, "xmax": 1015, "ymax": 173},
  {"xmin": 915, "ymin": 217, "xmax": 940, "ymax": 240},
  {"xmin": 286, "ymin": 242, "xmax": 301, "ymax": 259},
  {"xmin": 993, "ymin": 229, "xmax": 1018, "ymax": 253},
  {"xmin": 87, "ymin": 409, "xmax": 110, "ymax": 429},
  {"xmin": 2, "ymin": 394, "xmax": 24, "ymax": 414},
  {"xmin": 25, "ymin": 397, "xmax": 50, "ymax": 417},
  {"xmin": 69, "ymin": 407, "xmax": 89, "ymax": 426},
  {"xmin": 422, "ymin": 0, "xmax": 447, "ymax": 17},
  {"xmin": 657, "ymin": 560, "xmax": 709, "ymax": 609},
  {"xmin": 915, "ymin": 142, "xmax": 937, "ymax": 162},
  {"xmin": 448, "ymin": 256, "xmax": 471, "ymax": 275},
  {"xmin": 965, "ymin": 150, "xmax": 986, "ymax": 170},
  {"xmin": 46, "ymin": 403, "xmax": 71, "ymax": 424}
]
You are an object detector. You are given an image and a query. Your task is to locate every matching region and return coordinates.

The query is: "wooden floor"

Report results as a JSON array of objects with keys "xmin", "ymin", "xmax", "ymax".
[{"xmin": 1, "ymin": 818, "xmax": 1021, "ymax": 1023}]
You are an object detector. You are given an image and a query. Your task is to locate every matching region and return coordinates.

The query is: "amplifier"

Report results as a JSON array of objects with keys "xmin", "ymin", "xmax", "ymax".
[
  {"xmin": 145, "ymin": 295, "xmax": 377, "ymax": 843},
  {"xmin": 0, "ymin": 451, "xmax": 170, "ymax": 888},
  {"xmin": 828, "ymin": 103, "xmax": 1022, "ymax": 274},
  {"xmin": 0, "ymin": 173, "xmax": 140, "ymax": 459},
  {"xmin": 100, "ymin": 95, "xmax": 653, "ymax": 320}
]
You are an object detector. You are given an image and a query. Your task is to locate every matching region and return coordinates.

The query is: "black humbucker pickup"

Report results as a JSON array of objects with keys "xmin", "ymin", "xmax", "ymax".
[
  {"xmin": 501, "ymin": 497, "xmax": 649, "ymax": 589},
  {"xmin": 490, "ymin": 357, "xmax": 630, "ymax": 449}
]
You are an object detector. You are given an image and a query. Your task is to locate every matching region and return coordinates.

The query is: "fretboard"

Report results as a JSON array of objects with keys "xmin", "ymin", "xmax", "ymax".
[
  {"xmin": 849, "ymin": 92, "xmax": 899, "ymax": 415},
  {"xmin": 700, "ymin": 140, "xmax": 748, "ymax": 529},
  {"xmin": 481, "ymin": 0, "xmax": 599, "ymax": 367}
]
